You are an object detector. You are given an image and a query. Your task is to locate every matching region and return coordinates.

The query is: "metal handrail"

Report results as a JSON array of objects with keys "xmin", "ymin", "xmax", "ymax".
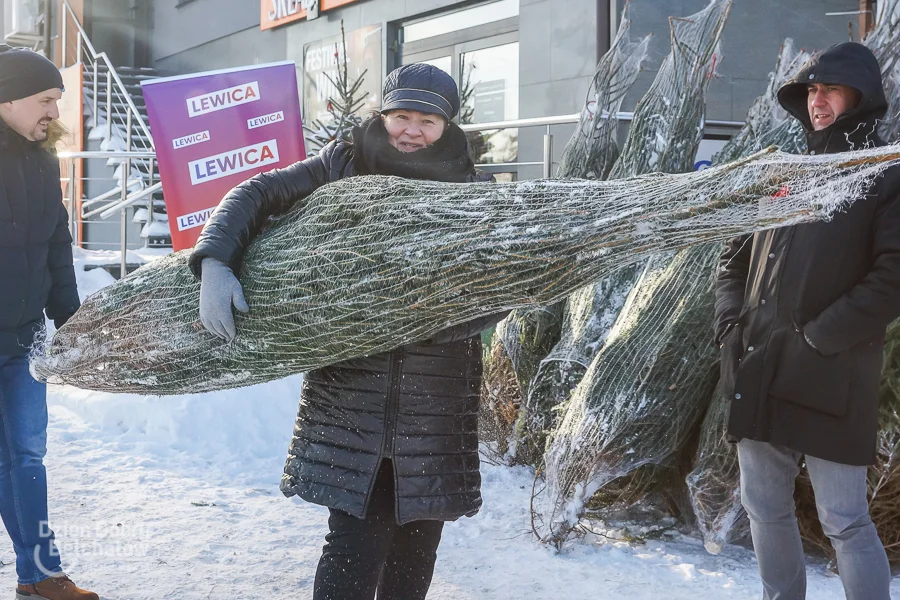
[
  {"xmin": 58, "ymin": 151, "xmax": 157, "ymax": 159},
  {"xmin": 96, "ymin": 182, "xmax": 163, "ymax": 220},
  {"xmin": 98, "ymin": 52, "xmax": 154, "ymax": 145},
  {"xmin": 59, "ymin": 0, "xmax": 155, "ymax": 147},
  {"xmin": 59, "ymin": 1, "xmax": 100, "ymax": 60},
  {"xmin": 56, "ymin": 4, "xmax": 160, "ymax": 277},
  {"xmin": 61, "ymin": 149, "xmax": 161, "ymax": 275},
  {"xmin": 79, "ymin": 184, "xmax": 130, "ymax": 210},
  {"xmin": 460, "ymin": 114, "xmax": 581, "ymax": 131},
  {"xmin": 459, "ymin": 111, "xmax": 745, "ymax": 133}
]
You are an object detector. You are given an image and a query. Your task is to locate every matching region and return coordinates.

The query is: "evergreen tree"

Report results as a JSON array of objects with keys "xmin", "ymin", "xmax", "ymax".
[{"xmin": 304, "ymin": 21, "xmax": 368, "ymax": 155}]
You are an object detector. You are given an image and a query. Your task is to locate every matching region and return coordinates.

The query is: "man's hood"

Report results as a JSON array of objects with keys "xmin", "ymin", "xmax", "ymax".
[{"xmin": 777, "ymin": 41, "xmax": 887, "ymax": 132}]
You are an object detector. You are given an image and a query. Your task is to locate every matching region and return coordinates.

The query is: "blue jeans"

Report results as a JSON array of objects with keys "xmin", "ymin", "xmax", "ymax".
[
  {"xmin": 0, "ymin": 355, "xmax": 62, "ymax": 584},
  {"xmin": 738, "ymin": 438, "xmax": 891, "ymax": 600}
]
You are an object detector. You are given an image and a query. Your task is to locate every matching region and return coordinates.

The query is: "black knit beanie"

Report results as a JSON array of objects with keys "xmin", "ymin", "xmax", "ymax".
[{"xmin": 0, "ymin": 45, "xmax": 64, "ymax": 103}]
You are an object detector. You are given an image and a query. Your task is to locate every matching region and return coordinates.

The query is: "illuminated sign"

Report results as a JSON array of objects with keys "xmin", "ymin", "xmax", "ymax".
[{"xmin": 261, "ymin": 0, "xmax": 360, "ymax": 30}]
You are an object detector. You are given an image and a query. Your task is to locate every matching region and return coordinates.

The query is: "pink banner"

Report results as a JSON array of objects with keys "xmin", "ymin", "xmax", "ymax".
[{"xmin": 141, "ymin": 61, "xmax": 306, "ymax": 250}]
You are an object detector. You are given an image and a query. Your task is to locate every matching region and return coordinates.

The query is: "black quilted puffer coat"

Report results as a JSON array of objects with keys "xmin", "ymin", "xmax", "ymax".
[{"xmin": 190, "ymin": 118, "xmax": 503, "ymax": 523}]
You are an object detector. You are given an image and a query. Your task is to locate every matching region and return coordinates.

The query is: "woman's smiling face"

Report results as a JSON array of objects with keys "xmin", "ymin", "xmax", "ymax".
[{"xmin": 381, "ymin": 110, "xmax": 447, "ymax": 152}]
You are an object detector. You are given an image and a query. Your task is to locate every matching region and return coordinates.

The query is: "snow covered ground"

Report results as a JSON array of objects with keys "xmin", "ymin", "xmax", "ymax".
[{"xmin": 4, "ymin": 249, "xmax": 897, "ymax": 599}]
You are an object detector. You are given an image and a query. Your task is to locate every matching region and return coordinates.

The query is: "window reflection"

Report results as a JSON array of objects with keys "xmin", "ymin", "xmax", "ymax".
[
  {"xmin": 403, "ymin": 0, "xmax": 519, "ymax": 43},
  {"xmin": 420, "ymin": 56, "xmax": 453, "ymax": 77},
  {"xmin": 460, "ymin": 42, "xmax": 519, "ymax": 165}
]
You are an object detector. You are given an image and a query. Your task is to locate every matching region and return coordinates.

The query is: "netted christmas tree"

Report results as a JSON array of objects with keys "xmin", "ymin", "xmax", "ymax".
[
  {"xmin": 481, "ymin": 3, "xmax": 650, "ymax": 465},
  {"xmin": 530, "ymin": 0, "xmax": 733, "ymax": 547},
  {"xmin": 31, "ymin": 145, "xmax": 900, "ymax": 395},
  {"xmin": 685, "ymin": 38, "xmax": 810, "ymax": 556},
  {"xmin": 532, "ymin": 245, "xmax": 722, "ymax": 547},
  {"xmin": 555, "ymin": 1, "xmax": 651, "ymax": 181},
  {"xmin": 685, "ymin": 381, "xmax": 746, "ymax": 554},
  {"xmin": 303, "ymin": 22, "xmax": 368, "ymax": 156},
  {"xmin": 863, "ymin": 0, "xmax": 900, "ymax": 142},
  {"xmin": 482, "ymin": 302, "xmax": 565, "ymax": 461},
  {"xmin": 522, "ymin": 0, "xmax": 727, "ymax": 480}
]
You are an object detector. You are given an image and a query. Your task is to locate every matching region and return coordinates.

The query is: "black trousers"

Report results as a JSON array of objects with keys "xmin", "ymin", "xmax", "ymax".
[{"xmin": 313, "ymin": 460, "xmax": 445, "ymax": 600}]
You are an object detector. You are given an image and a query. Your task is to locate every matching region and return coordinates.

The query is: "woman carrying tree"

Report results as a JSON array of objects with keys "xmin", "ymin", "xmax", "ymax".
[{"xmin": 188, "ymin": 63, "xmax": 502, "ymax": 600}]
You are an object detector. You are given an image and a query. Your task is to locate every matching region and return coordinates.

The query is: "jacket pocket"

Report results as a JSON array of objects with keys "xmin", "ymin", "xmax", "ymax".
[{"xmin": 768, "ymin": 329, "xmax": 852, "ymax": 418}]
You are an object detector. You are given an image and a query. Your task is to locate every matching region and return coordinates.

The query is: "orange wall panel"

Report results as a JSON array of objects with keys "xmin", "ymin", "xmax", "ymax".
[
  {"xmin": 54, "ymin": 0, "xmax": 84, "ymax": 67},
  {"xmin": 57, "ymin": 64, "xmax": 84, "ymax": 244}
]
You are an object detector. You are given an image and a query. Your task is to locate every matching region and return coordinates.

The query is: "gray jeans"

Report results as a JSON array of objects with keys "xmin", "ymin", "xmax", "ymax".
[{"xmin": 737, "ymin": 439, "xmax": 891, "ymax": 600}]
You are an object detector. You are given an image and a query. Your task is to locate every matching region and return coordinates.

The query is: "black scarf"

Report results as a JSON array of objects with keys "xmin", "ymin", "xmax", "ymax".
[
  {"xmin": 352, "ymin": 116, "xmax": 475, "ymax": 183},
  {"xmin": 806, "ymin": 113, "xmax": 886, "ymax": 155}
]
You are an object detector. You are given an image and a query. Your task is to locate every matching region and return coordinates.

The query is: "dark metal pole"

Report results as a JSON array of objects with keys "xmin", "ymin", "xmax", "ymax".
[
  {"xmin": 43, "ymin": 0, "xmax": 53, "ymax": 60},
  {"xmin": 597, "ymin": 0, "xmax": 612, "ymax": 61}
]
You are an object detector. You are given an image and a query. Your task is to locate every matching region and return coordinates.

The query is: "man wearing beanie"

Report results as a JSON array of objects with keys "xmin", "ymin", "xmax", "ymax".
[{"xmin": 0, "ymin": 46, "xmax": 97, "ymax": 600}]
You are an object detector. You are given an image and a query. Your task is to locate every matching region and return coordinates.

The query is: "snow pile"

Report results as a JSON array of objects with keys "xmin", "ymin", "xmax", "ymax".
[
  {"xmin": 0, "ymin": 248, "xmax": 890, "ymax": 598},
  {"xmin": 52, "ymin": 248, "xmax": 301, "ymax": 482}
]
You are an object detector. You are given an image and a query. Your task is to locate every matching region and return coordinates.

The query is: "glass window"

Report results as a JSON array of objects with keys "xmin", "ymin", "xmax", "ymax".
[
  {"xmin": 460, "ymin": 42, "xmax": 518, "ymax": 124},
  {"xmin": 292, "ymin": 24, "xmax": 383, "ymax": 142},
  {"xmin": 403, "ymin": 0, "xmax": 518, "ymax": 43},
  {"xmin": 419, "ymin": 56, "xmax": 452, "ymax": 76},
  {"xmin": 9, "ymin": 0, "xmax": 41, "ymax": 34},
  {"xmin": 398, "ymin": 1, "xmax": 519, "ymax": 175},
  {"xmin": 460, "ymin": 42, "xmax": 519, "ymax": 165}
]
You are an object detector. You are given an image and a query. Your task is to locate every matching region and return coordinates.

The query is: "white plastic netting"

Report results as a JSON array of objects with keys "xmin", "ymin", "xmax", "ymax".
[
  {"xmin": 482, "ymin": 302, "xmax": 564, "ymax": 461},
  {"xmin": 685, "ymin": 39, "xmax": 810, "ymax": 555},
  {"xmin": 532, "ymin": 241, "xmax": 721, "ymax": 547},
  {"xmin": 520, "ymin": 0, "xmax": 730, "ymax": 477},
  {"xmin": 685, "ymin": 381, "xmax": 745, "ymax": 555},
  {"xmin": 864, "ymin": 0, "xmax": 900, "ymax": 142},
  {"xmin": 556, "ymin": 3, "xmax": 651, "ymax": 181},
  {"xmin": 483, "ymin": 3, "xmax": 650, "ymax": 462},
  {"xmin": 30, "ymin": 146, "xmax": 900, "ymax": 395}
]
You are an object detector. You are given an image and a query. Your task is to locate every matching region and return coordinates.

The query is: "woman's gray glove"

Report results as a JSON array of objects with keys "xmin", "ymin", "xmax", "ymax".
[{"xmin": 199, "ymin": 257, "xmax": 249, "ymax": 341}]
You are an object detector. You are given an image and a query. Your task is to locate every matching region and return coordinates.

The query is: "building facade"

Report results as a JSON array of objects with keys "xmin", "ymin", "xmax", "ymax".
[
  {"xmin": 149, "ymin": 0, "xmax": 868, "ymax": 179},
  {"xmin": 0, "ymin": 0, "xmax": 875, "ymax": 250}
]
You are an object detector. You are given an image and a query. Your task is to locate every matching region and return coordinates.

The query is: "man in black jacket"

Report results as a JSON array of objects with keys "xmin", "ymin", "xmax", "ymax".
[
  {"xmin": 0, "ymin": 46, "xmax": 97, "ymax": 600},
  {"xmin": 714, "ymin": 42, "xmax": 899, "ymax": 600}
]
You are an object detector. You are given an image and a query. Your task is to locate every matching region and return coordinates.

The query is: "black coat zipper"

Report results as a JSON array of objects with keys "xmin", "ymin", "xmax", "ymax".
[{"xmin": 382, "ymin": 348, "xmax": 404, "ymax": 459}]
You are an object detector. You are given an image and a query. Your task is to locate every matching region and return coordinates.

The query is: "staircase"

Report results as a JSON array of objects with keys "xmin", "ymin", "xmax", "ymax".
[
  {"xmin": 59, "ymin": 0, "xmax": 172, "ymax": 249},
  {"xmin": 82, "ymin": 64, "xmax": 171, "ymax": 247}
]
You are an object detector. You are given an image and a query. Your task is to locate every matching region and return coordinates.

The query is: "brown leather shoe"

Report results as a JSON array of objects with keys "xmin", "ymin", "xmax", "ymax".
[{"xmin": 15, "ymin": 574, "xmax": 99, "ymax": 600}]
